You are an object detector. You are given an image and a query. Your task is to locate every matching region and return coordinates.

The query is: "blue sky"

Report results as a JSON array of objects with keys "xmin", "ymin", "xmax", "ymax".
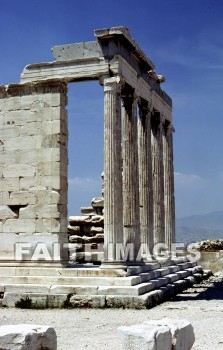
[{"xmin": 1, "ymin": 0, "xmax": 223, "ymax": 218}]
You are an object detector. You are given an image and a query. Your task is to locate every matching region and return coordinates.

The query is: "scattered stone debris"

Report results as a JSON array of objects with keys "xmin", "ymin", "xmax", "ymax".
[
  {"xmin": 68, "ymin": 173, "xmax": 104, "ymax": 263},
  {"xmin": 0, "ymin": 324, "xmax": 57, "ymax": 350},
  {"xmin": 118, "ymin": 318, "xmax": 195, "ymax": 350},
  {"xmin": 191, "ymin": 240, "xmax": 223, "ymax": 252}
]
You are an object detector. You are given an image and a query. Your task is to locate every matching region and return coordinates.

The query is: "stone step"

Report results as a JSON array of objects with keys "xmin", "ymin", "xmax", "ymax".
[
  {"xmin": 177, "ymin": 262, "xmax": 193, "ymax": 269},
  {"xmin": 2, "ymin": 270, "xmax": 203, "ymax": 309},
  {"xmin": 168, "ymin": 265, "xmax": 181, "ymax": 273},
  {"xmin": 136, "ymin": 264, "xmax": 197, "ymax": 283},
  {"xmin": 140, "ymin": 270, "xmax": 162, "ymax": 282},
  {"xmin": 0, "ymin": 261, "xmax": 207, "ymax": 308},
  {"xmin": 0, "ymin": 262, "xmax": 201, "ymax": 286},
  {"xmin": 176, "ymin": 270, "xmax": 191, "ymax": 279},
  {"xmin": 164, "ymin": 273, "xmax": 180, "ymax": 283},
  {"xmin": 0, "ymin": 275, "xmax": 141, "ymax": 287},
  {"xmin": 149, "ymin": 277, "xmax": 168, "ymax": 288},
  {"xmin": 97, "ymin": 282, "xmax": 154, "ymax": 296},
  {"xmin": 0, "ymin": 282, "xmax": 155, "ymax": 297},
  {"xmin": 0, "ymin": 270, "xmax": 184, "ymax": 297},
  {"xmin": 0, "ymin": 266, "xmax": 129, "ymax": 278},
  {"xmin": 0, "ymin": 266, "xmax": 192, "ymax": 287},
  {"xmin": 155, "ymin": 267, "xmax": 172, "ymax": 276},
  {"xmin": 126, "ymin": 262, "xmax": 161, "ymax": 275}
]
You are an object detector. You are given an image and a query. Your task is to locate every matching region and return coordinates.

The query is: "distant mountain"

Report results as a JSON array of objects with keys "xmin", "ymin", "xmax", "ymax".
[{"xmin": 176, "ymin": 211, "xmax": 223, "ymax": 243}]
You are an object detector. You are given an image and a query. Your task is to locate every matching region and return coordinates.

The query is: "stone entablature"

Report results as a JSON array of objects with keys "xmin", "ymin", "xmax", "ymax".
[{"xmin": 21, "ymin": 27, "xmax": 172, "ymax": 121}]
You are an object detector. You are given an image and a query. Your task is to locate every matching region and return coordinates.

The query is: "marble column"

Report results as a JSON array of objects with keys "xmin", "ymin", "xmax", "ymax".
[
  {"xmin": 138, "ymin": 100, "xmax": 154, "ymax": 258},
  {"xmin": 163, "ymin": 122, "xmax": 176, "ymax": 250},
  {"xmin": 122, "ymin": 85, "xmax": 141, "ymax": 262},
  {"xmin": 151, "ymin": 112, "xmax": 165, "ymax": 245},
  {"xmin": 102, "ymin": 77, "xmax": 123, "ymax": 263}
]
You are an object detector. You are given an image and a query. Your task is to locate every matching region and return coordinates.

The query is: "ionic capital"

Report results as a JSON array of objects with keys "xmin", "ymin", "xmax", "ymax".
[{"xmin": 100, "ymin": 75, "xmax": 124, "ymax": 93}]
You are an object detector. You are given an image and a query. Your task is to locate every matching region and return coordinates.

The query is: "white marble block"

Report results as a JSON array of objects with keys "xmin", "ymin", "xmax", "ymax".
[
  {"xmin": 118, "ymin": 323, "xmax": 172, "ymax": 350},
  {"xmin": 0, "ymin": 324, "xmax": 57, "ymax": 350},
  {"xmin": 144, "ymin": 319, "xmax": 195, "ymax": 350}
]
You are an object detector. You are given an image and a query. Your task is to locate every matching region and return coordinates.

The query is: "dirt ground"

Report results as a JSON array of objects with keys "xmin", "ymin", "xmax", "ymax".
[{"xmin": 0, "ymin": 274, "xmax": 223, "ymax": 350}]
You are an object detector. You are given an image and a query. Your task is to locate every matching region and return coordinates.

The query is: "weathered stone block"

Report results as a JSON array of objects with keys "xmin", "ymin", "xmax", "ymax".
[
  {"xmin": 1, "ymin": 178, "xmax": 20, "ymax": 192},
  {"xmin": 69, "ymin": 215, "xmax": 104, "ymax": 226},
  {"xmin": 7, "ymin": 191, "xmax": 36, "ymax": 205},
  {"xmin": 2, "ymin": 111, "xmax": 23, "ymax": 125},
  {"xmin": 1, "ymin": 124, "xmax": 20, "ymax": 139},
  {"xmin": 69, "ymin": 235, "xmax": 84, "ymax": 243},
  {"xmin": 21, "ymin": 94, "xmax": 42, "ymax": 110},
  {"xmin": 33, "ymin": 190, "xmax": 60, "ymax": 205},
  {"xmin": 90, "ymin": 226, "xmax": 104, "ymax": 234},
  {"xmin": 44, "ymin": 93, "xmax": 67, "ymax": 108},
  {"xmin": 0, "ymin": 151, "xmax": 19, "ymax": 166},
  {"xmin": 47, "ymin": 294, "xmax": 68, "ymax": 308},
  {"xmin": 92, "ymin": 197, "xmax": 104, "ymax": 208},
  {"xmin": 4, "ymin": 135, "xmax": 42, "ymax": 150},
  {"xmin": 40, "ymin": 106, "xmax": 61, "ymax": 121},
  {"xmin": 19, "ymin": 150, "xmax": 38, "ymax": 165},
  {"xmin": 38, "ymin": 148, "xmax": 60, "ymax": 163},
  {"xmin": 0, "ymin": 324, "xmax": 57, "ymax": 350},
  {"xmin": 37, "ymin": 162, "xmax": 60, "ymax": 176},
  {"xmin": 53, "ymin": 41, "xmax": 103, "ymax": 61},
  {"xmin": 20, "ymin": 177, "xmax": 39, "ymax": 190},
  {"xmin": 2, "ymin": 292, "xmax": 48, "ymax": 308},
  {"xmin": 1, "ymin": 96, "xmax": 21, "ymax": 111},
  {"xmin": 17, "ymin": 110, "xmax": 39, "ymax": 125},
  {"xmin": 42, "ymin": 120, "xmax": 61, "ymax": 135},
  {"xmin": 3, "ymin": 164, "xmax": 36, "ymax": 177},
  {"xmin": 80, "ymin": 207, "xmax": 95, "ymax": 215},
  {"xmin": 35, "ymin": 218, "xmax": 60, "ymax": 233},
  {"xmin": 68, "ymin": 225, "xmax": 81, "ymax": 235},
  {"xmin": 0, "ymin": 192, "xmax": 9, "ymax": 206},
  {"xmin": 68, "ymin": 294, "xmax": 106, "ymax": 308},
  {"xmin": 0, "ymin": 205, "xmax": 17, "ymax": 220},
  {"xmin": 19, "ymin": 204, "xmax": 60, "ymax": 219},
  {"xmin": 41, "ymin": 134, "xmax": 60, "ymax": 148},
  {"xmin": 39, "ymin": 176, "xmax": 67, "ymax": 190},
  {"xmin": 118, "ymin": 323, "xmax": 172, "ymax": 350},
  {"xmin": 3, "ymin": 219, "xmax": 35, "ymax": 234},
  {"xmin": 20, "ymin": 121, "xmax": 42, "ymax": 136},
  {"xmin": 144, "ymin": 319, "xmax": 195, "ymax": 350}
]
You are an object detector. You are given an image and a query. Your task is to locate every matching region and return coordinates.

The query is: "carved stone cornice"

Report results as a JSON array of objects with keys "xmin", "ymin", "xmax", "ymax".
[{"xmin": 5, "ymin": 80, "xmax": 67, "ymax": 97}]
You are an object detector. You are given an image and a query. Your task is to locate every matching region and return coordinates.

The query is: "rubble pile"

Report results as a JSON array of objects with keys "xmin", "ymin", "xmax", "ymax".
[
  {"xmin": 68, "ymin": 197, "xmax": 104, "ymax": 263},
  {"xmin": 191, "ymin": 239, "xmax": 223, "ymax": 252}
]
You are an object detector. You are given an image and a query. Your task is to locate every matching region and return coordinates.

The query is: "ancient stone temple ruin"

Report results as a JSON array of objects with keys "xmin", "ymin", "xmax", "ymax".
[{"xmin": 0, "ymin": 27, "xmax": 206, "ymax": 308}]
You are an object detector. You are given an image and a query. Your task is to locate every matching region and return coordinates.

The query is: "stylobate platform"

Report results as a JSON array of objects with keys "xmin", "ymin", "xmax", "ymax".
[{"xmin": 0, "ymin": 258, "xmax": 211, "ymax": 309}]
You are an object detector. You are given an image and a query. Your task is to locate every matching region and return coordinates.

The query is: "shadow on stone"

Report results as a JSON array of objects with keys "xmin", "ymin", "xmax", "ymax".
[{"xmin": 173, "ymin": 277, "xmax": 223, "ymax": 301}]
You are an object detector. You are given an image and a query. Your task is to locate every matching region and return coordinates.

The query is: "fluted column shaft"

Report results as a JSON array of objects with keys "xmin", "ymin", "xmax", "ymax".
[
  {"xmin": 151, "ymin": 113, "xmax": 165, "ymax": 245},
  {"xmin": 138, "ymin": 100, "xmax": 154, "ymax": 256},
  {"xmin": 103, "ymin": 77, "xmax": 123, "ymax": 262},
  {"xmin": 122, "ymin": 87, "xmax": 141, "ymax": 261},
  {"xmin": 163, "ymin": 123, "xmax": 176, "ymax": 250}
]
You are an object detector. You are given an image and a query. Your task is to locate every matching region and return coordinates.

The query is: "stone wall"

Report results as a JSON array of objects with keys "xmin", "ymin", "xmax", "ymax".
[{"xmin": 0, "ymin": 81, "xmax": 68, "ymax": 264}]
